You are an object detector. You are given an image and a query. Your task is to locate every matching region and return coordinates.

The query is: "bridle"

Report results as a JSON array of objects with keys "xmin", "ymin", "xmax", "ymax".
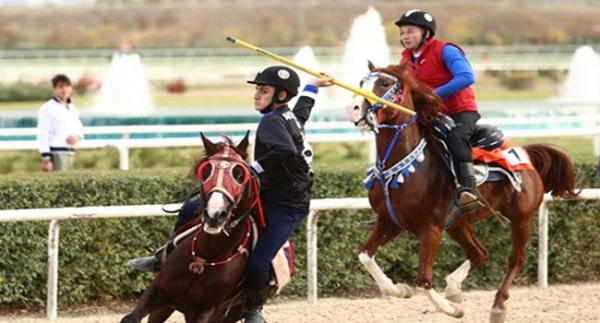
[
  {"xmin": 357, "ymin": 70, "xmax": 425, "ymax": 229},
  {"xmin": 354, "ymin": 71, "xmax": 410, "ymax": 133},
  {"xmin": 188, "ymin": 144, "xmax": 263, "ymax": 274}
]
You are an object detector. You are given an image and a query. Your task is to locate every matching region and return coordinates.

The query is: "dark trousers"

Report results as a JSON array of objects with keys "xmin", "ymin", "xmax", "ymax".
[
  {"xmin": 445, "ymin": 111, "xmax": 481, "ymax": 166},
  {"xmin": 173, "ymin": 199, "xmax": 202, "ymax": 233},
  {"xmin": 245, "ymin": 205, "xmax": 308, "ymax": 291}
]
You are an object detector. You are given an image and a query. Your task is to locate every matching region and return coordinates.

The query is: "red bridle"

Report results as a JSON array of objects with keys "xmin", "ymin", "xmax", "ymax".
[{"xmin": 196, "ymin": 145, "xmax": 251, "ymax": 205}]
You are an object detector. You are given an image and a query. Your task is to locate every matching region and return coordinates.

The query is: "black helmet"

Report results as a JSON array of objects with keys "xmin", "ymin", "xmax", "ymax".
[
  {"xmin": 395, "ymin": 10, "xmax": 436, "ymax": 36},
  {"xmin": 247, "ymin": 66, "xmax": 300, "ymax": 99}
]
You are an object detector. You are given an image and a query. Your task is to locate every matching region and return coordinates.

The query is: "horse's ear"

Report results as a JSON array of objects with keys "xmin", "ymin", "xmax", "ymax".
[
  {"xmin": 368, "ymin": 60, "xmax": 375, "ymax": 71},
  {"xmin": 200, "ymin": 132, "xmax": 218, "ymax": 155},
  {"xmin": 236, "ymin": 131, "xmax": 250, "ymax": 154}
]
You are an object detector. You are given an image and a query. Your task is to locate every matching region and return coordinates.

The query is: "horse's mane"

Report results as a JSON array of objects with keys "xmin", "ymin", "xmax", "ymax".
[
  {"xmin": 380, "ymin": 63, "xmax": 445, "ymax": 140},
  {"xmin": 188, "ymin": 136, "xmax": 249, "ymax": 181}
]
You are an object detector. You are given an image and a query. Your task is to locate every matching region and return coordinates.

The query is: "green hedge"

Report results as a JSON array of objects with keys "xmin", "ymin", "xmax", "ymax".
[
  {"xmin": 0, "ymin": 163, "xmax": 598, "ymax": 307},
  {"xmin": 0, "ymin": 83, "xmax": 53, "ymax": 102}
]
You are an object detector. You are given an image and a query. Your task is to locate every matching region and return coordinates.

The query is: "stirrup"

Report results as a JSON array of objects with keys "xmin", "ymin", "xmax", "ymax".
[{"xmin": 359, "ymin": 219, "xmax": 376, "ymax": 229}]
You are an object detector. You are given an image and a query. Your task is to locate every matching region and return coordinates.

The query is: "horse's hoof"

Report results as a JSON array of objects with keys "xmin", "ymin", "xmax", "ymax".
[
  {"xmin": 445, "ymin": 291, "xmax": 463, "ymax": 304},
  {"xmin": 400, "ymin": 284, "xmax": 413, "ymax": 299},
  {"xmin": 490, "ymin": 307, "xmax": 507, "ymax": 323},
  {"xmin": 449, "ymin": 302, "xmax": 464, "ymax": 318},
  {"xmin": 383, "ymin": 283, "xmax": 412, "ymax": 299}
]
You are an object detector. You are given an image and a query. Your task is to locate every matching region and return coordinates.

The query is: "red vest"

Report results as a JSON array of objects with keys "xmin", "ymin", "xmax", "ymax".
[{"xmin": 401, "ymin": 39, "xmax": 477, "ymax": 115}]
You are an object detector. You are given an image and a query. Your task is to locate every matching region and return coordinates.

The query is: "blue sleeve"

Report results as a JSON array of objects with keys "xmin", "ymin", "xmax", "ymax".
[{"xmin": 435, "ymin": 44, "xmax": 475, "ymax": 99}]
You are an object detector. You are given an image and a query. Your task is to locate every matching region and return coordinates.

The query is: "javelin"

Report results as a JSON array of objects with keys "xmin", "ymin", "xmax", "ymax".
[{"xmin": 226, "ymin": 36, "xmax": 416, "ymax": 116}]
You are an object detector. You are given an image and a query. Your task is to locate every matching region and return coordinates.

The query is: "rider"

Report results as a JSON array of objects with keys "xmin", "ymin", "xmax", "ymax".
[
  {"xmin": 129, "ymin": 66, "xmax": 333, "ymax": 323},
  {"xmin": 361, "ymin": 9, "xmax": 482, "ymax": 228}
]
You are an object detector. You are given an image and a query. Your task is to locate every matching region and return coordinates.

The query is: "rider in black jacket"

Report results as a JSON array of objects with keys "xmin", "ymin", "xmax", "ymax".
[{"xmin": 128, "ymin": 66, "xmax": 333, "ymax": 323}]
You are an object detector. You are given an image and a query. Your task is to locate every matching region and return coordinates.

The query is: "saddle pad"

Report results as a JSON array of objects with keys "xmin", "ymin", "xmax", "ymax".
[
  {"xmin": 473, "ymin": 139, "xmax": 534, "ymax": 172},
  {"xmin": 271, "ymin": 240, "xmax": 295, "ymax": 294}
]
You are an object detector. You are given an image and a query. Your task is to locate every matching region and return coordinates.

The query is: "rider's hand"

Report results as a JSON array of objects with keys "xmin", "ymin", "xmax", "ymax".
[{"xmin": 308, "ymin": 75, "xmax": 335, "ymax": 88}]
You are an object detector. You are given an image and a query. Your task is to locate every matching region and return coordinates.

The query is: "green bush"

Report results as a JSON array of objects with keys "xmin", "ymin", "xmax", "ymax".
[
  {"xmin": 0, "ymin": 83, "xmax": 52, "ymax": 102},
  {"xmin": 0, "ymin": 163, "xmax": 598, "ymax": 308}
]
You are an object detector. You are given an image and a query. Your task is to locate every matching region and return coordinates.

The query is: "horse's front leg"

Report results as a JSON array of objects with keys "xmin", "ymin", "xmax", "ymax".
[
  {"xmin": 415, "ymin": 227, "xmax": 464, "ymax": 318},
  {"xmin": 358, "ymin": 217, "xmax": 412, "ymax": 299},
  {"xmin": 120, "ymin": 282, "xmax": 166, "ymax": 323},
  {"xmin": 443, "ymin": 224, "xmax": 490, "ymax": 304}
]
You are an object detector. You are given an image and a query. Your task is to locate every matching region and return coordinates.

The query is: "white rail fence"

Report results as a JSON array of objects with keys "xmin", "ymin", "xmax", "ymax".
[
  {"xmin": 1, "ymin": 116, "xmax": 600, "ymax": 170},
  {"xmin": 0, "ymin": 190, "xmax": 599, "ymax": 320}
]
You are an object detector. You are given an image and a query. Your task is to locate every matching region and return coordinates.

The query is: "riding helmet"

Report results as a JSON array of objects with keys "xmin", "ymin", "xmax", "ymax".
[
  {"xmin": 395, "ymin": 10, "xmax": 436, "ymax": 36},
  {"xmin": 247, "ymin": 66, "xmax": 300, "ymax": 98}
]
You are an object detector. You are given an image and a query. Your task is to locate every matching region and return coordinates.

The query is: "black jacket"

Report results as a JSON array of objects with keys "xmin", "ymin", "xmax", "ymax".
[{"xmin": 253, "ymin": 94, "xmax": 315, "ymax": 210}]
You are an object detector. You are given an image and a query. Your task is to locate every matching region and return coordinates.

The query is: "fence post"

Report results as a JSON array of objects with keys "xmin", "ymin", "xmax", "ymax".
[
  {"xmin": 538, "ymin": 201, "xmax": 549, "ymax": 289},
  {"xmin": 47, "ymin": 220, "xmax": 60, "ymax": 320},
  {"xmin": 306, "ymin": 210, "xmax": 319, "ymax": 304}
]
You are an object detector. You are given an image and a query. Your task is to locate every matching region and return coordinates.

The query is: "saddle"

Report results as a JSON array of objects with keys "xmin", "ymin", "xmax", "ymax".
[{"xmin": 432, "ymin": 114, "xmax": 533, "ymax": 191}]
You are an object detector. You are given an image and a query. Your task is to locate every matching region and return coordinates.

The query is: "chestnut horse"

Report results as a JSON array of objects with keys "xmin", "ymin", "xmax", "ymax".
[
  {"xmin": 121, "ymin": 132, "xmax": 259, "ymax": 323},
  {"xmin": 345, "ymin": 62, "xmax": 578, "ymax": 323}
]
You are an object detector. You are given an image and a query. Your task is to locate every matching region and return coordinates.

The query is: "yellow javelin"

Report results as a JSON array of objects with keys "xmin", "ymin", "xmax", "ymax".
[{"xmin": 226, "ymin": 36, "xmax": 415, "ymax": 116}]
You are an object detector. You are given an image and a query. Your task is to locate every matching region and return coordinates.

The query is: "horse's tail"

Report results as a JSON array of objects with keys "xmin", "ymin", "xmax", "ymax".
[{"xmin": 524, "ymin": 144, "xmax": 580, "ymax": 199}]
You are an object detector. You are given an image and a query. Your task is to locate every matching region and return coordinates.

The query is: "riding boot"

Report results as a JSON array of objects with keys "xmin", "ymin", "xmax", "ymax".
[
  {"xmin": 128, "ymin": 243, "xmax": 169, "ymax": 273},
  {"xmin": 244, "ymin": 287, "xmax": 270, "ymax": 323},
  {"xmin": 456, "ymin": 162, "xmax": 482, "ymax": 213},
  {"xmin": 446, "ymin": 162, "xmax": 484, "ymax": 227}
]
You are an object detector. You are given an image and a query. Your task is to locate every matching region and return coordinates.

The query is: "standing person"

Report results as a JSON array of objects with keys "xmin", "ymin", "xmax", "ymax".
[
  {"xmin": 37, "ymin": 74, "xmax": 84, "ymax": 172},
  {"xmin": 361, "ymin": 10, "xmax": 482, "ymax": 228},
  {"xmin": 128, "ymin": 66, "xmax": 333, "ymax": 323}
]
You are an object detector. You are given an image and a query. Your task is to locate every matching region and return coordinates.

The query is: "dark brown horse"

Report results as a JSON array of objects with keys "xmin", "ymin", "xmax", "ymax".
[
  {"xmin": 121, "ymin": 132, "xmax": 259, "ymax": 323},
  {"xmin": 344, "ymin": 62, "xmax": 578, "ymax": 323}
]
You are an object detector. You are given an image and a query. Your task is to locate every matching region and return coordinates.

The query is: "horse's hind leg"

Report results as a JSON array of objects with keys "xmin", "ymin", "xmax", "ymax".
[
  {"xmin": 489, "ymin": 208, "xmax": 534, "ymax": 323},
  {"xmin": 358, "ymin": 220, "xmax": 412, "ymax": 298},
  {"xmin": 415, "ymin": 227, "xmax": 464, "ymax": 319},
  {"xmin": 120, "ymin": 283, "xmax": 166, "ymax": 323},
  {"xmin": 444, "ymin": 225, "xmax": 490, "ymax": 303}
]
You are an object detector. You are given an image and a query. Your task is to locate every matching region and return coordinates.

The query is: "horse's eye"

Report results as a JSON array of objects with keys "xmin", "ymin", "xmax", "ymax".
[
  {"xmin": 381, "ymin": 81, "xmax": 390, "ymax": 88},
  {"xmin": 231, "ymin": 165, "xmax": 246, "ymax": 184},
  {"xmin": 200, "ymin": 163, "xmax": 213, "ymax": 181}
]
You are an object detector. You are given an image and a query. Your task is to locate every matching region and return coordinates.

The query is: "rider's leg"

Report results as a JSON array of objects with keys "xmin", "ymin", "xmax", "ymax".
[
  {"xmin": 244, "ymin": 205, "xmax": 307, "ymax": 323},
  {"xmin": 129, "ymin": 199, "xmax": 203, "ymax": 272},
  {"xmin": 445, "ymin": 112, "xmax": 482, "ymax": 215}
]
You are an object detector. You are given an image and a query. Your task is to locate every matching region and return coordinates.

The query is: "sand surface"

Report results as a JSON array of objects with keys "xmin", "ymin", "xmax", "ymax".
[{"xmin": 2, "ymin": 282, "xmax": 598, "ymax": 323}]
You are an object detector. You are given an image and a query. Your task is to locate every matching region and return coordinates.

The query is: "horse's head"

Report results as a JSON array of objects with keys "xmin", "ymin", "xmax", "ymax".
[
  {"xmin": 345, "ymin": 61, "xmax": 415, "ymax": 132},
  {"xmin": 196, "ymin": 132, "xmax": 252, "ymax": 235}
]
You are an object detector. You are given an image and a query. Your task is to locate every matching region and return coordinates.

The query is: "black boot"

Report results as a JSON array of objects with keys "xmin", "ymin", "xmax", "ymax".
[
  {"xmin": 446, "ymin": 162, "xmax": 483, "ymax": 228},
  {"xmin": 128, "ymin": 243, "xmax": 169, "ymax": 273},
  {"xmin": 244, "ymin": 287, "xmax": 270, "ymax": 323}
]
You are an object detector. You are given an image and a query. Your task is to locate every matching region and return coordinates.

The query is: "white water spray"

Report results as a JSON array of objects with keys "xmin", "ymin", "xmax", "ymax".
[{"xmin": 92, "ymin": 53, "xmax": 154, "ymax": 115}]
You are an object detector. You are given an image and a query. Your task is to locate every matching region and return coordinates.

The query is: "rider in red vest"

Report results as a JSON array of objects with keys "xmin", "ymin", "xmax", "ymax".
[{"xmin": 362, "ymin": 10, "xmax": 482, "ymax": 228}]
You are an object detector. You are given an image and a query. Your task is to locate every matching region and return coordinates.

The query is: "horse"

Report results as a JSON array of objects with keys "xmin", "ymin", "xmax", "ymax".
[
  {"xmin": 344, "ymin": 61, "xmax": 579, "ymax": 323},
  {"xmin": 121, "ymin": 132, "xmax": 260, "ymax": 323}
]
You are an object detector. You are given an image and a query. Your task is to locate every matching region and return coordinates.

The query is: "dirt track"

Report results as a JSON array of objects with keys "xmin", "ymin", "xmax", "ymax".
[{"xmin": 2, "ymin": 282, "xmax": 598, "ymax": 323}]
